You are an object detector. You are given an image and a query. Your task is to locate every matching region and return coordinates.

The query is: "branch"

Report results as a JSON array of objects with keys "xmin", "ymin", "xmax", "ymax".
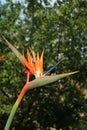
[{"xmin": 0, "ymin": 89, "xmax": 13, "ymax": 98}]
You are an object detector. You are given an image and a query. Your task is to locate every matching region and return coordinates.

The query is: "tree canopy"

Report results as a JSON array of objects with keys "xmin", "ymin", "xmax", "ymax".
[{"xmin": 0, "ymin": 0, "xmax": 87, "ymax": 129}]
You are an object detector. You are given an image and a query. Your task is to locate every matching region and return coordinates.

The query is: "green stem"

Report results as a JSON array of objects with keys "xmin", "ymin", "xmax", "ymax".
[{"xmin": 4, "ymin": 83, "xmax": 28, "ymax": 130}]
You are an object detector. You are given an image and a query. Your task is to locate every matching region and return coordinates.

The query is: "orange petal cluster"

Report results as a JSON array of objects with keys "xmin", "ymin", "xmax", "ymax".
[{"xmin": 23, "ymin": 49, "xmax": 44, "ymax": 78}]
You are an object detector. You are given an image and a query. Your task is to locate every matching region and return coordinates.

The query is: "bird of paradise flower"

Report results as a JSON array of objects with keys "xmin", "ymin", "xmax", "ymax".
[{"xmin": 2, "ymin": 36, "xmax": 78, "ymax": 130}]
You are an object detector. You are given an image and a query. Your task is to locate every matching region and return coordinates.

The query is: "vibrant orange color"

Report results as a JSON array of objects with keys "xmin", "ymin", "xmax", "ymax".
[
  {"xmin": 2, "ymin": 36, "xmax": 44, "ymax": 78},
  {"xmin": 23, "ymin": 50, "xmax": 44, "ymax": 78}
]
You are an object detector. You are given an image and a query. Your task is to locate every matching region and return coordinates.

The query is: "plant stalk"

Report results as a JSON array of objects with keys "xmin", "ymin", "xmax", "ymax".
[{"xmin": 4, "ymin": 83, "xmax": 28, "ymax": 130}]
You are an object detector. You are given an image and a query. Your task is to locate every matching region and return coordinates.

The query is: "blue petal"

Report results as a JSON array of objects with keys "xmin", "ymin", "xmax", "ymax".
[{"xmin": 43, "ymin": 58, "xmax": 64, "ymax": 76}]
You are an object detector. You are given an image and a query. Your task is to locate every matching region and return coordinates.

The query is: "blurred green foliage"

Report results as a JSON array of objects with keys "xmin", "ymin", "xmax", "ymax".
[{"xmin": 0, "ymin": 0, "xmax": 87, "ymax": 129}]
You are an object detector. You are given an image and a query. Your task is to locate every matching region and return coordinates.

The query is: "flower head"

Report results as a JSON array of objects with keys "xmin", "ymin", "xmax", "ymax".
[
  {"xmin": 23, "ymin": 49, "xmax": 44, "ymax": 78},
  {"xmin": 2, "ymin": 36, "xmax": 78, "ymax": 84}
]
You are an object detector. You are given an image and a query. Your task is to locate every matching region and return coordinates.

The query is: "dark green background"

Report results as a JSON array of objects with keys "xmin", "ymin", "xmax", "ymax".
[{"xmin": 0, "ymin": 0, "xmax": 87, "ymax": 129}]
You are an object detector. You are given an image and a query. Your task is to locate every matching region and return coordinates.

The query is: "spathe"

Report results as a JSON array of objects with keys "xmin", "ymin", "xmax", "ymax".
[{"xmin": 28, "ymin": 71, "xmax": 79, "ymax": 90}]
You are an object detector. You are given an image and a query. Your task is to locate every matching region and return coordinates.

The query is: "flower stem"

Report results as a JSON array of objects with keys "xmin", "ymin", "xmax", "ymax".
[{"xmin": 4, "ymin": 83, "xmax": 28, "ymax": 130}]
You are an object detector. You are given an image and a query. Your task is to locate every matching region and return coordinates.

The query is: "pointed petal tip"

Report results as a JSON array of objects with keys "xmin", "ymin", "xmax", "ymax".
[
  {"xmin": 2, "ymin": 35, "xmax": 8, "ymax": 43},
  {"xmin": 2, "ymin": 36, "xmax": 28, "ymax": 68},
  {"xmin": 54, "ymin": 70, "xmax": 79, "ymax": 77},
  {"xmin": 1, "ymin": 35, "xmax": 4, "ymax": 39},
  {"xmin": 66, "ymin": 70, "xmax": 79, "ymax": 75},
  {"xmin": 40, "ymin": 50, "xmax": 44, "ymax": 61}
]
